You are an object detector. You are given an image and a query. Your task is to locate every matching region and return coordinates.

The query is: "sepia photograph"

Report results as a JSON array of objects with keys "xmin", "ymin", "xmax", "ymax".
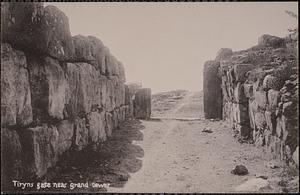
[{"xmin": 1, "ymin": 0, "xmax": 299, "ymax": 193}]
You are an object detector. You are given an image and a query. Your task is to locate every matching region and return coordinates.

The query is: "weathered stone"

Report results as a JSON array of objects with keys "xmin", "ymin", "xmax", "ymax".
[
  {"xmin": 1, "ymin": 43, "xmax": 33, "ymax": 127},
  {"xmin": 105, "ymin": 53, "xmax": 119, "ymax": 76},
  {"xmin": 2, "ymin": 3, "xmax": 75, "ymax": 61},
  {"xmin": 1, "ymin": 128, "xmax": 22, "ymax": 187},
  {"xmin": 28, "ymin": 56, "xmax": 67, "ymax": 123},
  {"xmin": 215, "ymin": 48, "xmax": 233, "ymax": 61},
  {"xmin": 254, "ymin": 112, "xmax": 267, "ymax": 130},
  {"xmin": 203, "ymin": 60, "xmax": 222, "ymax": 119},
  {"xmin": 72, "ymin": 35, "xmax": 107, "ymax": 74},
  {"xmin": 105, "ymin": 77, "xmax": 116, "ymax": 112},
  {"xmin": 231, "ymin": 165, "xmax": 249, "ymax": 175},
  {"xmin": 87, "ymin": 111, "xmax": 106, "ymax": 144},
  {"xmin": 19, "ymin": 125, "xmax": 59, "ymax": 178},
  {"xmin": 105, "ymin": 112, "xmax": 114, "ymax": 137},
  {"xmin": 267, "ymin": 89, "xmax": 281, "ymax": 112},
  {"xmin": 293, "ymin": 147, "xmax": 299, "ymax": 167},
  {"xmin": 65, "ymin": 62, "xmax": 101, "ymax": 118},
  {"xmin": 249, "ymin": 99, "xmax": 258, "ymax": 129},
  {"xmin": 117, "ymin": 61, "xmax": 126, "ymax": 82},
  {"xmin": 243, "ymin": 84, "xmax": 253, "ymax": 98},
  {"xmin": 73, "ymin": 118, "xmax": 89, "ymax": 151},
  {"xmin": 263, "ymin": 75, "xmax": 282, "ymax": 90},
  {"xmin": 134, "ymin": 88, "xmax": 152, "ymax": 119},
  {"xmin": 258, "ymin": 34, "xmax": 286, "ymax": 48},
  {"xmin": 233, "ymin": 64, "xmax": 255, "ymax": 82},
  {"xmin": 232, "ymin": 103, "xmax": 249, "ymax": 125},
  {"xmin": 234, "ymin": 83, "xmax": 247, "ymax": 103},
  {"xmin": 282, "ymin": 101, "xmax": 294, "ymax": 116},
  {"xmin": 265, "ymin": 111, "xmax": 276, "ymax": 134},
  {"xmin": 254, "ymin": 90, "xmax": 267, "ymax": 110},
  {"xmin": 56, "ymin": 120, "xmax": 74, "ymax": 156},
  {"xmin": 235, "ymin": 178, "xmax": 271, "ymax": 192}
]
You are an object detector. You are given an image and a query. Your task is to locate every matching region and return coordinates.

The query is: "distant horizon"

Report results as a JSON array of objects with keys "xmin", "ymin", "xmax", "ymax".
[{"xmin": 46, "ymin": 2, "xmax": 298, "ymax": 94}]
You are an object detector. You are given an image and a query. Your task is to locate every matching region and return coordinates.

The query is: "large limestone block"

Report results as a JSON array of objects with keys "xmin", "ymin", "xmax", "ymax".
[
  {"xmin": 243, "ymin": 84, "xmax": 253, "ymax": 98},
  {"xmin": 105, "ymin": 77, "xmax": 116, "ymax": 112},
  {"xmin": 117, "ymin": 61, "xmax": 126, "ymax": 82},
  {"xmin": 115, "ymin": 81, "xmax": 126, "ymax": 108},
  {"xmin": 254, "ymin": 112, "xmax": 267, "ymax": 130},
  {"xmin": 65, "ymin": 62, "xmax": 101, "ymax": 118},
  {"xmin": 133, "ymin": 88, "xmax": 152, "ymax": 119},
  {"xmin": 265, "ymin": 111, "xmax": 276, "ymax": 134},
  {"xmin": 105, "ymin": 53, "xmax": 119, "ymax": 76},
  {"xmin": 28, "ymin": 56, "xmax": 67, "ymax": 123},
  {"xmin": 1, "ymin": 128, "xmax": 22, "ymax": 187},
  {"xmin": 73, "ymin": 118, "xmax": 89, "ymax": 151},
  {"xmin": 254, "ymin": 90, "xmax": 268, "ymax": 110},
  {"xmin": 2, "ymin": 3, "xmax": 74, "ymax": 61},
  {"xmin": 234, "ymin": 82, "xmax": 247, "ymax": 103},
  {"xmin": 232, "ymin": 103, "xmax": 249, "ymax": 125},
  {"xmin": 19, "ymin": 125, "xmax": 59, "ymax": 178},
  {"xmin": 105, "ymin": 112, "xmax": 114, "ymax": 137},
  {"xmin": 87, "ymin": 111, "xmax": 107, "ymax": 144},
  {"xmin": 267, "ymin": 89, "xmax": 281, "ymax": 112},
  {"xmin": 203, "ymin": 60, "xmax": 222, "ymax": 119},
  {"xmin": 233, "ymin": 64, "xmax": 255, "ymax": 82},
  {"xmin": 215, "ymin": 48, "xmax": 233, "ymax": 61},
  {"xmin": 56, "ymin": 120, "xmax": 74, "ymax": 156},
  {"xmin": 1, "ymin": 43, "xmax": 33, "ymax": 127},
  {"xmin": 72, "ymin": 35, "xmax": 107, "ymax": 74},
  {"xmin": 258, "ymin": 34, "xmax": 286, "ymax": 48}
]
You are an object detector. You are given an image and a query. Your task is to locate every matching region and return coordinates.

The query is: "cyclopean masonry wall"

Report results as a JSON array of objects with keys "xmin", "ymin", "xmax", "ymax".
[
  {"xmin": 203, "ymin": 34, "xmax": 299, "ymax": 167},
  {"xmin": 1, "ymin": 2, "xmax": 149, "ymax": 188}
]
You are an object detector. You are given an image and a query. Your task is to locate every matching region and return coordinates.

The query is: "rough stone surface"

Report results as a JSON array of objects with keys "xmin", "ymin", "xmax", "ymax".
[
  {"xmin": 1, "ymin": 128, "xmax": 22, "ymax": 186},
  {"xmin": 65, "ymin": 62, "xmax": 101, "ymax": 118},
  {"xmin": 258, "ymin": 34, "xmax": 286, "ymax": 48},
  {"xmin": 87, "ymin": 111, "xmax": 107, "ymax": 144},
  {"xmin": 1, "ymin": 43, "xmax": 33, "ymax": 127},
  {"xmin": 215, "ymin": 48, "xmax": 233, "ymax": 61},
  {"xmin": 1, "ymin": 3, "xmax": 75, "ymax": 61},
  {"xmin": 231, "ymin": 165, "xmax": 249, "ymax": 175},
  {"xmin": 203, "ymin": 60, "xmax": 222, "ymax": 119},
  {"xmin": 28, "ymin": 56, "xmax": 67, "ymax": 123},
  {"xmin": 134, "ymin": 88, "xmax": 152, "ymax": 119},
  {"xmin": 217, "ymin": 33, "xmax": 298, "ymax": 164},
  {"xmin": 72, "ymin": 35, "xmax": 107, "ymax": 74},
  {"xmin": 56, "ymin": 120, "xmax": 74, "ymax": 156},
  {"xmin": 19, "ymin": 125, "xmax": 59, "ymax": 178}
]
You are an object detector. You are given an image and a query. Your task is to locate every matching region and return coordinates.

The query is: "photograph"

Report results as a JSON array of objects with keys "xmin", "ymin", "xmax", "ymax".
[{"xmin": 1, "ymin": 0, "xmax": 299, "ymax": 193}]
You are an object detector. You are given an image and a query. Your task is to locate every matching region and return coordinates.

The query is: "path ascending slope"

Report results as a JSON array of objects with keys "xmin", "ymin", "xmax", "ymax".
[{"xmin": 110, "ymin": 91, "xmax": 286, "ymax": 193}]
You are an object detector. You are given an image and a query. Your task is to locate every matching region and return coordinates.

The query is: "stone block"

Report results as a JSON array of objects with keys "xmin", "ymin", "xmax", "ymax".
[
  {"xmin": 203, "ymin": 60, "xmax": 222, "ymax": 119},
  {"xmin": 28, "ymin": 56, "xmax": 67, "ymax": 122},
  {"xmin": 134, "ymin": 88, "xmax": 152, "ymax": 119},
  {"xmin": 2, "ymin": 3, "xmax": 75, "ymax": 61},
  {"xmin": 233, "ymin": 64, "xmax": 255, "ymax": 82},
  {"xmin": 1, "ymin": 128, "xmax": 22, "ymax": 186},
  {"xmin": 1, "ymin": 43, "xmax": 33, "ymax": 127}
]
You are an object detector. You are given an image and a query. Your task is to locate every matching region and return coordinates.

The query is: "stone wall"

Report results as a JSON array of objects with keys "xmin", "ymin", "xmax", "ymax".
[
  {"xmin": 1, "ymin": 2, "xmax": 134, "ymax": 188},
  {"xmin": 203, "ymin": 34, "xmax": 298, "ymax": 166}
]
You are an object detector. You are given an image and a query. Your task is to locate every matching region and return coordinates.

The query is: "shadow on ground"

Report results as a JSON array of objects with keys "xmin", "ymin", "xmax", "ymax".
[{"xmin": 39, "ymin": 119, "xmax": 145, "ymax": 193}]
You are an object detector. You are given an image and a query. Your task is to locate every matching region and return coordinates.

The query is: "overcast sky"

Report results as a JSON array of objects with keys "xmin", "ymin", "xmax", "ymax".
[{"xmin": 47, "ymin": 2, "xmax": 298, "ymax": 93}]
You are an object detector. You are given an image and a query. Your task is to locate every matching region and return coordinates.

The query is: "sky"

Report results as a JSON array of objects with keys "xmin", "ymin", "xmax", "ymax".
[{"xmin": 47, "ymin": 2, "xmax": 298, "ymax": 93}]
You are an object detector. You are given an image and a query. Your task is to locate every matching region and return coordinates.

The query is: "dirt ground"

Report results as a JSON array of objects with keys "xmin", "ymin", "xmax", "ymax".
[
  {"xmin": 109, "ymin": 91, "xmax": 298, "ymax": 193},
  {"xmin": 33, "ymin": 91, "xmax": 298, "ymax": 193}
]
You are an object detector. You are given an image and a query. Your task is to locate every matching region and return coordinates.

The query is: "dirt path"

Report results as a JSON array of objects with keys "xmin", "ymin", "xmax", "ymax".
[{"xmin": 109, "ymin": 91, "xmax": 289, "ymax": 193}]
